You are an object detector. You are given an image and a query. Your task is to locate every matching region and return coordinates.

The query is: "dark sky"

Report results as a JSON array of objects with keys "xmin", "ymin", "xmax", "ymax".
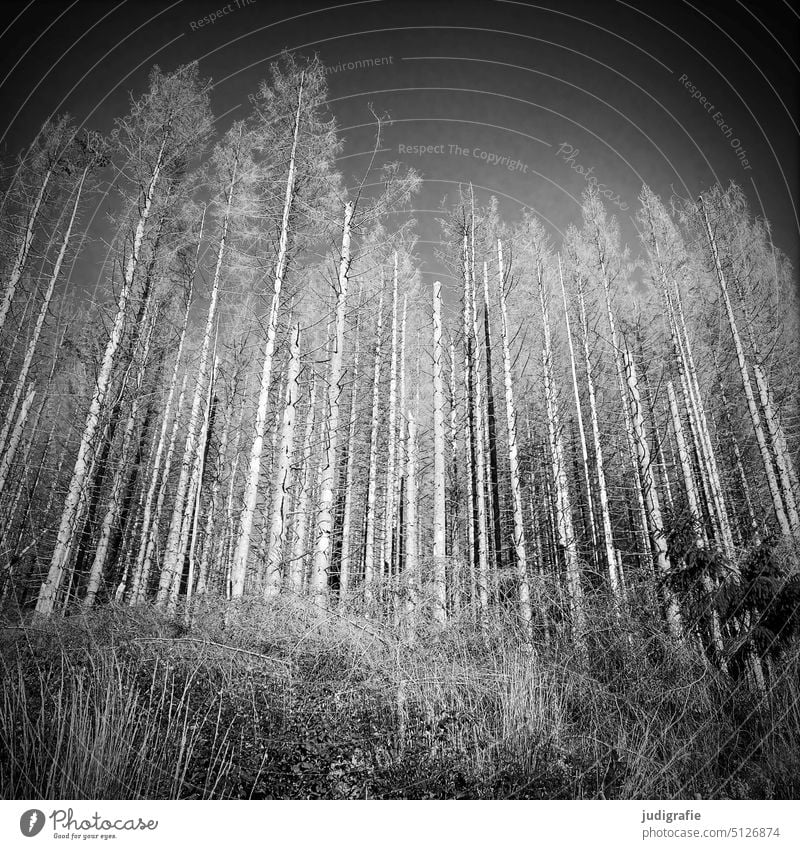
[{"xmin": 1, "ymin": 0, "xmax": 798, "ymax": 285}]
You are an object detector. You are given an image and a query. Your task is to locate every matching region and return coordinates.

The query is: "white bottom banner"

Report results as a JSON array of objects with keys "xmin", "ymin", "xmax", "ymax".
[{"xmin": 1, "ymin": 800, "xmax": 797, "ymax": 849}]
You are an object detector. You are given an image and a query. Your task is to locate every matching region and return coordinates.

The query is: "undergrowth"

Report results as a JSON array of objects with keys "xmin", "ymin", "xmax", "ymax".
[{"xmin": 1, "ymin": 594, "xmax": 799, "ymax": 799}]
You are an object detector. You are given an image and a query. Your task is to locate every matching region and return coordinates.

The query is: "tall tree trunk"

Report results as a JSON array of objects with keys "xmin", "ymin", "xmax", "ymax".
[
  {"xmin": 538, "ymin": 262, "xmax": 586, "ymax": 646},
  {"xmin": 466, "ymin": 240, "xmax": 489, "ymax": 617},
  {"xmin": 231, "ymin": 78, "xmax": 305, "ymax": 594},
  {"xmin": 0, "ymin": 384, "xmax": 36, "ymax": 499},
  {"xmin": 157, "ymin": 161, "xmax": 237, "ymax": 607},
  {"xmin": 288, "ymin": 373, "xmax": 317, "ymax": 592},
  {"xmin": 181, "ymin": 355, "xmax": 217, "ymax": 617},
  {"xmin": 482, "ymin": 262, "xmax": 504, "ymax": 581},
  {"xmin": 130, "ymin": 372, "xmax": 188, "ymax": 604},
  {"xmin": 36, "ymin": 135, "xmax": 167, "ymax": 615},
  {"xmin": 0, "ymin": 165, "xmax": 88, "ymax": 461},
  {"xmin": 264, "ymin": 324, "xmax": 301, "ymax": 597},
  {"xmin": 623, "ymin": 343, "xmax": 682, "ymax": 638},
  {"xmin": 338, "ymin": 295, "xmax": 363, "ymax": 603},
  {"xmin": 699, "ymin": 198, "xmax": 789, "ymax": 536},
  {"xmin": 382, "ymin": 255, "xmax": 400, "ymax": 581},
  {"xmin": 431, "ymin": 279, "xmax": 448, "ymax": 625},
  {"xmin": 557, "ymin": 256, "xmax": 599, "ymax": 567},
  {"xmin": 362, "ymin": 294, "xmax": 384, "ymax": 605},
  {"xmin": 309, "ymin": 201, "xmax": 354, "ymax": 602},
  {"xmin": 404, "ymin": 405, "xmax": 418, "ymax": 639},
  {"xmin": 83, "ymin": 310, "xmax": 156, "ymax": 608},
  {"xmin": 496, "ymin": 241, "xmax": 532, "ymax": 633},
  {"xmin": 593, "ymin": 236, "xmax": 651, "ymax": 567},
  {"xmin": 0, "ymin": 160, "xmax": 53, "ymax": 336}
]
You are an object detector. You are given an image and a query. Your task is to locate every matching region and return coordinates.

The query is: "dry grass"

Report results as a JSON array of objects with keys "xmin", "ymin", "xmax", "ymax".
[{"xmin": 1, "ymin": 593, "xmax": 798, "ymax": 799}]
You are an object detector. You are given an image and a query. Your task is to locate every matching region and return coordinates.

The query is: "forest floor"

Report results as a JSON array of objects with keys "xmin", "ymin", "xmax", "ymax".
[{"xmin": 1, "ymin": 593, "xmax": 799, "ymax": 800}]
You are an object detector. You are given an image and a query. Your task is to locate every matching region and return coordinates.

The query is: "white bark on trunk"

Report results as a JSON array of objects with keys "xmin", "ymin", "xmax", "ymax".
[
  {"xmin": 0, "ymin": 164, "xmax": 53, "ymax": 336},
  {"xmin": 231, "ymin": 78, "xmax": 305, "ymax": 595},
  {"xmin": 382, "ymin": 255, "xmax": 400, "ymax": 579},
  {"xmin": 288, "ymin": 373, "xmax": 317, "ymax": 592},
  {"xmin": 538, "ymin": 263, "xmax": 586, "ymax": 643},
  {"xmin": 496, "ymin": 241, "xmax": 532, "ymax": 632},
  {"xmin": 130, "ymin": 372, "xmax": 188, "ymax": 604},
  {"xmin": 431, "ymin": 279, "xmax": 448, "ymax": 625},
  {"xmin": 0, "ymin": 166, "xmax": 88, "ymax": 461},
  {"xmin": 404, "ymin": 407, "xmax": 418, "ymax": 638},
  {"xmin": 363, "ymin": 295, "xmax": 384, "ymax": 604},
  {"xmin": 157, "ymin": 165, "xmax": 236, "ymax": 607},
  {"xmin": 623, "ymin": 343, "xmax": 683, "ymax": 638},
  {"xmin": 0, "ymin": 384, "xmax": 36, "ymax": 498},
  {"xmin": 309, "ymin": 201, "xmax": 354, "ymax": 602},
  {"xmin": 594, "ymin": 240, "xmax": 650, "ymax": 565},
  {"xmin": 338, "ymin": 298, "xmax": 363, "ymax": 602},
  {"xmin": 264, "ymin": 324, "xmax": 301, "ymax": 597},
  {"xmin": 182, "ymin": 355, "xmax": 217, "ymax": 616},
  {"xmin": 468, "ymin": 245, "xmax": 489, "ymax": 616},
  {"xmin": 83, "ymin": 311, "xmax": 156, "ymax": 609},
  {"xmin": 747, "ymin": 339, "xmax": 799, "ymax": 533},
  {"xmin": 700, "ymin": 199, "xmax": 789, "ymax": 536},
  {"xmin": 557, "ymin": 256, "xmax": 598, "ymax": 563},
  {"xmin": 575, "ymin": 273, "xmax": 621, "ymax": 603},
  {"xmin": 660, "ymin": 252, "xmax": 733, "ymax": 553},
  {"xmin": 128, "ymin": 263, "xmax": 197, "ymax": 603},
  {"xmin": 195, "ymin": 385, "xmax": 235, "ymax": 598},
  {"xmin": 36, "ymin": 135, "xmax": 167, "ymax": 615}
]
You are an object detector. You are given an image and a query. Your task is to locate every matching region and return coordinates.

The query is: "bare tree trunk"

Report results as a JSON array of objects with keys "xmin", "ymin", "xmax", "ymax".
[
  {"xmin": 594, "ymin": 240, "xmax": 650, "ymax": 567},
  {"xmin": 363, "ymin": 294, "xmax": 384, "ymax": 605},
  {"xmin": 232, "ymin": 79, "xmax": 305, "ymax": 594},
  {"xmin": 195, "ymin": 383, "xmax": 236, "ymax": 599},
  {"xmin": 623, "ymin": 343, "xmax": 682, "ymax": 638},
  {"xmin": 700, "ymin": 199, "xmax": 789, "ymax": 536},
  {"xmin": 0, "ymin": 161, "xmax": 53, "ymax": 336},
  {"xmin": 0, "ymin": 384, "xmax": 36, "ymax": 499},
  {"xmin": 746, "ymin": 331, "xmax": 799, "ymax": 534},
  {"xmin": 0, "ymin": 165, "xmax": 88, "ymax": 461},
  {"xmin": 83, "ymin": 311, "xmax": 156, "ymax": 609},
  {"xmin": 289, "ymin": 373, "xmax": 317, "ymax": 592},
  {"xmin": 310, "ymin": 200, "xmax": 354, "ymax": 603},
  {"xmin": 538, "ymin": 263, "xmax": 586, "ymax": 646},
  {"xmin": 447, "ymin": 339, "xmax": 464, "ymax": 613},
  {"xmin": 661, "ymin": 267, "xmax": 733, "ymax": 553},
  {"xmin": 466, "ymin": 241, "xmax": 489, "ymax": 618},
  {"xmin": 264, "ymin": 324, "xmax": 301, "ymax": 597},
  {"xmin": 157, "ymin": 163, "xmax": 236, "ymax": 608},
  {"xmin": 130, "ymin": 372, "xmax": 188, "ymax": 604},
  {"xmin": 557, "ymin": 257, "xmax": 598, "ymax": 563},
  {"xmin": 36, "ymin": 136, "xmax": 167, "ymax": 615},
  {"xmin": 574, "ymin": 274, "xmax": 621, "ymax": 603},
  {"xmin": 404, "ymin": 405, "xmax": 418, "ymax": 640},
  {"xmin": 338, "ymin": 295, "xmax": 363, "ymax": 603},
  {"xmin": 181, "ymin": 355, "xmax": 217, "ymax": 618},
  {"xmin": 431, "ymin": 279, "xmax": 448, "ymax": 625},
  {"xmin": 481, "ymin": 263, "xmax": 504, "ymax": 582},
  {"xmin": 382, "ymin": 255, "xmax": 400, "ymax": 582},
  {"xmin": 496, "ymin": 241, "xmax": 531, "ymax": 633}
]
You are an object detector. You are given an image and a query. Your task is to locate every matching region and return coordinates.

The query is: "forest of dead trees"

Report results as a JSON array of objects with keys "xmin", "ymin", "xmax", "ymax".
[{"xmin": 1, "ymin": 55, "xmax": 799, "ymax": 694}]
